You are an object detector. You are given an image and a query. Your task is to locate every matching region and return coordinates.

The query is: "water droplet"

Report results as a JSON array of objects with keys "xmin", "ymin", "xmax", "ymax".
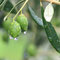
[
  {"xmin": 9, "ymin": 35, "xmax": 13, "ymax": 39},
  {"xmin": 24, "ymin": 31, "xmax": 27, "ymax": 34},
  {"xmin": 14, "ymin": 38, "xmax": 18, "ymax": 40}
]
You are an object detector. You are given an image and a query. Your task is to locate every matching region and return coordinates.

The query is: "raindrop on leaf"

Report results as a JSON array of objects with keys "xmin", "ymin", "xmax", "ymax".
[
  {"xmin": 14, "ymin": 38, "xmax": 18, "ymax": 40},
  {"xmin": 24, "ymin": 31, "xmax": 27, "ymax": 35},
  {"xmin": 9, "ymin": 35, "xmax": 13, "ymax": 39}
]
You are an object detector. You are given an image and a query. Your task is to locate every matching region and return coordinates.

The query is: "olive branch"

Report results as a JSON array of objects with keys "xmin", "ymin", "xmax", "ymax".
[{"xmin": 42, "ymin": 0, "xmax": 60, "ymax": 5}]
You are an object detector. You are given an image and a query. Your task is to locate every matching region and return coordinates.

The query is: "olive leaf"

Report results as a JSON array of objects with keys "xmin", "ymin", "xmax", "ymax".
[
  {"xmin": 28, "ymin": 5, "xmax": 43, "ymax": 27},
  {"xmin": 41, "ymin": 6, "xmax": 60, "ymax": 53},
  {"xmin": 44, "ymin": 3, "xmax": 54, "ymax": 22}
]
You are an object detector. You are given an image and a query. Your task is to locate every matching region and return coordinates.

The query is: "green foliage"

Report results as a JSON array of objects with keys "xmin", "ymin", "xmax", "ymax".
[
  {"xmin": 1, "ymin": 0, "xmax": 60, "ymax": 60},
  {"xmin": 28, "ymin": 4, "xmax": 60, "ymax": 53},
  {"xmin": 41, "ymin": 6, "xmax": 60, "ymax": 53},
  {"xmin": 28, "ymin": 5, "xmax": 43, "ymax": 27}
]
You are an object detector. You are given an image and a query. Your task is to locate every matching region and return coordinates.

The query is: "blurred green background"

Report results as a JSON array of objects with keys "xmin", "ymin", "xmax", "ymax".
[{"xmin": 0, "ymin": 0, "xmax": 60, "ymax": 60}]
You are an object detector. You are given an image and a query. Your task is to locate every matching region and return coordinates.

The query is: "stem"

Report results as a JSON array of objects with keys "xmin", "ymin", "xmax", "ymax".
[
  {"xmin": 4, "ymin": 0, "xmax": 25, "ymax": 21},
  {"xmin": 0, "ymin": 0, "xmax": 7, "ymax": 10},
  {"xmin": 13, "ymin": 0, "xmax": 28, "ymax": 21},
  {"xmin": 0, "ymin": 0, "xmax": 7, "ymax": 6},
  {"xmin": 40, "ymin": 1, "xmax": 43, "ymax": 6}
]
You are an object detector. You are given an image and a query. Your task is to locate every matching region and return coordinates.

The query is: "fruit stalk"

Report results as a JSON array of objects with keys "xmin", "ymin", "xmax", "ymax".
[
  {"xmin": 4, "ymin": 0, "xmax": 25, "ymax": 21},
  {"xmin": 0, "ymin": 0, "xmax": 7, "ymax": 9},
  {"xmin": 13, "ymin": 0, "xmax": 29, "ymax": 21}
]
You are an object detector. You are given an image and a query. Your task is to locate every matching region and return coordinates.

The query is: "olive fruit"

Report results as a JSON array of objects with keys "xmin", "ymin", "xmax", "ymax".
[
  {"xmin": 3, "ymin": 18, "xmax": 12, "ymax": 31},
  {"xmin": 9, "ymin": 21, "xmax": 21, "ymax": 38},
  {"xmin": 16, "ymin": 14, "xmax": 28, "ymax": 31},
  {"xmin": 27, "ymin": 44, "xmax": 37, "ymax": 56}
]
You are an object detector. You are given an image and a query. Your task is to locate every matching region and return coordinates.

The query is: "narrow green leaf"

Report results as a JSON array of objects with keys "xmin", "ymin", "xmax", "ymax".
[
  {"xmin": 28, "ymin": 5, "xmax": 43, "ymax": 27},
  {"xmin": 41, "ymin": 6, "xmax": 60, "ymax": 53}
]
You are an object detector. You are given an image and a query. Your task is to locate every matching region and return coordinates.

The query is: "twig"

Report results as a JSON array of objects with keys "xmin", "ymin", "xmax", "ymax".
[
  {"xmin": 43, "ymin": 0, "xmax": 60, "ymax": 5},
  {"xmin": 0, "ymin": 0, "xmax": 7, "ymax": 10}
]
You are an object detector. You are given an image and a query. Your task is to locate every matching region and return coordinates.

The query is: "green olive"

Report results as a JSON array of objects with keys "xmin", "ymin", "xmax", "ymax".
[
  {"xmin": 16, "ymin": 14, "xmax": 28, "ymax": 31},
  {"xmin": 3, "ymin": 18, "xmax": 12, "ymax": 31},
  {"xmin": 9, "ymin": 21, "xmax": 21, "ymax": 38},
  {"xmin": 27, "ymin": 43, "xmax": 37, "ymax": 56}
]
